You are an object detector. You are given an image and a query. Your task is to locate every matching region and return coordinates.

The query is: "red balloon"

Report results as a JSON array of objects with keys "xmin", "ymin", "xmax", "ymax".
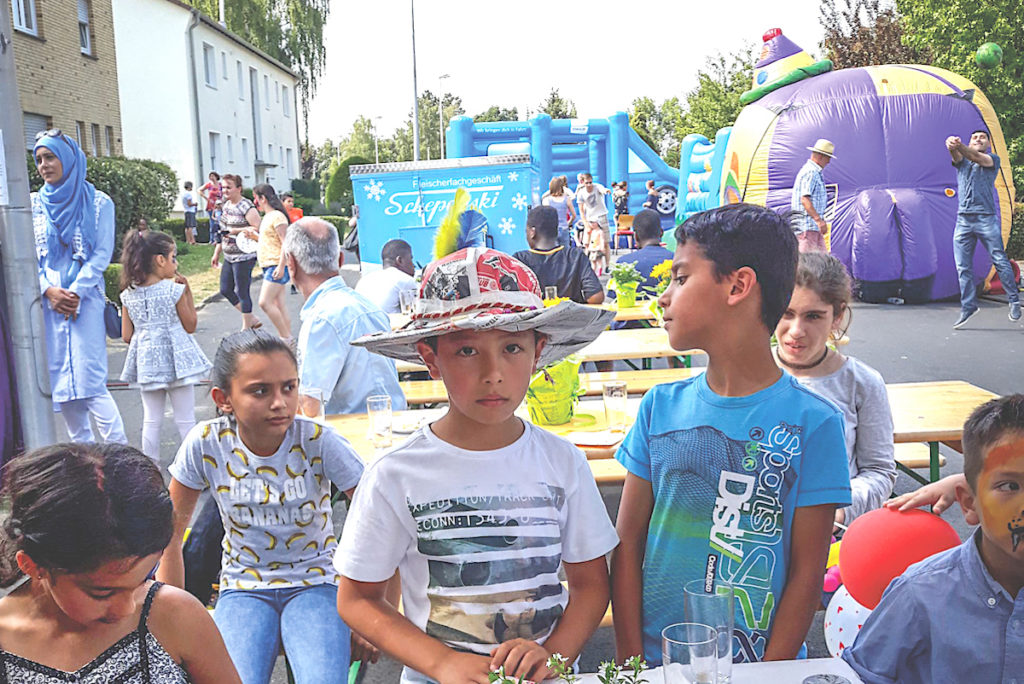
[{"xmin": 839, "ymin": 507, "xmax": 961, "ymax": 609}]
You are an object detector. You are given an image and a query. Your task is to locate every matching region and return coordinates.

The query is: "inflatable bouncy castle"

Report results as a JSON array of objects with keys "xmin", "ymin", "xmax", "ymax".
[{"xmin": 722, "ymin": 29, "xmax": 1015, "ymax": 302}]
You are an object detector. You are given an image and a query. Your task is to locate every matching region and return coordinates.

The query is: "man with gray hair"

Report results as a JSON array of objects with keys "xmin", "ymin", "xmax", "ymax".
[{"xmin": 283, "ymin": 217, "xmax": 406, "ymax": 417}]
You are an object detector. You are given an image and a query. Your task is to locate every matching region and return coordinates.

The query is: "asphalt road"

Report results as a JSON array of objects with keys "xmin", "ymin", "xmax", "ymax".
[{"xmin": 79, "ymin": 252, "xmax": 1022, "ymax": 682}]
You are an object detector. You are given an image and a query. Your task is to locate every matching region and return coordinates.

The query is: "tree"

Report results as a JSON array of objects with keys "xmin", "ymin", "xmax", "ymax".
[
  {"xmin": 896, "ymin": 0, "xmax": 1024, "ymax": 189},
  {"xmin": 474, "ymin": 105, "xmax": 520, "ymax": 123},
  {"xmin": 325, "ymin": 155, "xmax": 371, "ymax": 212},
  {"xmin": 678, "ymin": 48, "xmax": 754, "ymax": 142},
  {"xmin": 385, "ymin": 91, "xmax": 466, "ymax": 162},
  {"xmin": 337, "ymin": 116, "xmax": 377, "ymax": 162},
  {"xmin": 820, "ymin": 0, "xmax": 928, "ymax": 69},
  {"xmin": 537, "ymin": 89, "xmax": 578, "ymax": 119},
  {"xmin": 187, "ymin": 0, "xmax": 329, "ymax": 138}
]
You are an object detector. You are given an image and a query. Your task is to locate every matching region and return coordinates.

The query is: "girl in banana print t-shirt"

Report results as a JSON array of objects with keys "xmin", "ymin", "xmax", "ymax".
[{"xmin": 158, "ymin": 330, "xmax": 364, "ymax": 684}]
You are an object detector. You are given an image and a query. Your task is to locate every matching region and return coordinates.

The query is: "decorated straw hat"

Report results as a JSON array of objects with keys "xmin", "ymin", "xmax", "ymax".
[
  {"xmin": 807, "ymin": 138, "xmax": 837, "ymax": 159},
  {"xmin": 352, "ymin": 247, "xmax": 614, "ymax": 368}
]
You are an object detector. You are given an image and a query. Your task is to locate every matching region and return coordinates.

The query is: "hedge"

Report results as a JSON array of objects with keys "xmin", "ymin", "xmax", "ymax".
[
  {"xmin": 1009, "ymin": 203, "xmax": 1024, "ymax": 260},
  {"xmin": 157, "ymin": 217, "xmax": 214, "ymax": 243}
]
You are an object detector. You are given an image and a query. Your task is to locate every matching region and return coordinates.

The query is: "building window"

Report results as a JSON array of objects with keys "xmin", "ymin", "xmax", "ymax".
[
  {"xmin": 209, "ymin": 132, "xmax": 221, "ymax": 172},
  {"xmin": 203, "ymin": 43, "xmax": 216, "ymax": 87},
  {"xmin": 22, "ymin": 113, "xmax": 49, "ymax": 150},
  {"xmin": 275, "ymin": 81, "xmax": 280, "ymax": 103},
  {"xmin": 221, "ymin": 51, "xmax": 228, "ymax": 79},
  {"xmin": 241, "ymin": 138, "xmax": 249, "ymax": 169},
  {"xmin": 90, "ymin": 124, "xmax": 100, "ymax": 156},
  {"xmin": 78, "ymin": 0, "xmax": 92, "ymax": 55},
  {"xmin": 286, "ymin": 148, "xmax": 294, "ymax": 178},
  {"xmin": 105, "ymin": 126, "xmax": 115, "ymax": 155},
  {"xmin": 263, "ymin": 75, "xmax": 269, "ymax": 109},
  {"xmin": 282, "ymin": 86, "xmax": 290, "ymax": 117},
  {"xmin": 75, "ymin": 121, "xmax": 85, "ymax": 149},
  {"xmin": 267, "ymin": 143, "xmax": 273, "ymax": 163},
  {"xmin": 227, "ymin": 135, "xmax": 234, "ymax": 163},
  {"xmin": 236, "ymin": 60, "xmax": 244, "ymax": 99},
  {"xmin": 11, "ymin": 0, "xmax": 37, "ymax": 35}
]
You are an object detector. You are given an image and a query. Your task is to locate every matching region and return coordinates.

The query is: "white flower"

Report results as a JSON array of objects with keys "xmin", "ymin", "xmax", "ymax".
[
  {"xmin": 364, "ymin": 180, "xmax": 386, "ymax": 201},
  {"xmin": 498, "ymin": 217, "xmax": 515, "ymax": 234}
]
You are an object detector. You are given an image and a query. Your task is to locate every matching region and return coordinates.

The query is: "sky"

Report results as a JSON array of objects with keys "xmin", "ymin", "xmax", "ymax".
[{"xmin": 304, "ymin": 0, "xmax": 827, "ymax": 146}]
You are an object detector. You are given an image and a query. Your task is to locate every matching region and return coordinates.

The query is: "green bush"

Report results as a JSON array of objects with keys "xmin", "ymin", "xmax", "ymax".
[
  {"xmin": 318, "ymin": 215, "xmax": 351, "ymax": 241},
  {"xmin": 104, "ymin": 264, "xmax": 123, "ymax": 303},
  {"xmin": 157, "ymin": 217, "xmax": 213, "ymax": 243},
  {"xmin": 291, "ymin": 178, "xmax": 319, "ymax": 199},
  {"xmin": 1009, "ymin": 203, "xmax": 1024, "ymax": 261},
  {"xmin": 27, "ymin": 153, "xmax": 178, "ymax": 257}
]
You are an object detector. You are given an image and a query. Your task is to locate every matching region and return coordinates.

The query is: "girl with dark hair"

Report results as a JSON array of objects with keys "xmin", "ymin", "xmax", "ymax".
[
  {"xmin": 157, "ymin": 329, "xmax": 364, "ymax": 683},
  {"xmin": 0, "ymin": 443, "xmax": 240, "ymax": 683},
  {"xmin": 118, "ymin": 230, "xmax": 211, "ymax": 461},
  {"xmin": 252, "ymin": 183, "xmax": 292, "ymax": 341},
  {"xmin": 774, "ymin": 252, "xmax": 897, "ymax": 529},
  {"xmin": 212, "ymin": 174, "xmax": 262, "ymax": 330}
]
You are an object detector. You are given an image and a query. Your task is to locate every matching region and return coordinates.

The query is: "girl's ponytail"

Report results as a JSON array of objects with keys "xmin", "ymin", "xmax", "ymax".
[{"xmin": 119, "ymin": 229, "xmax": 176, "ymax": 290}]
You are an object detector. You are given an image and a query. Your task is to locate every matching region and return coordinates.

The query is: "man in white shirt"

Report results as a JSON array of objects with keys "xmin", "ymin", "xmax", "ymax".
[
  {"xmin": 575, "ymin": 173, "xmax": 612, "ymax": 264},
  {"xmin": 355, "ymin": 239, "xmax": 417, "ymax": 314},
  {"xmin": 181, "ymin": 181, "xmax": 198, "ymax": 245}
]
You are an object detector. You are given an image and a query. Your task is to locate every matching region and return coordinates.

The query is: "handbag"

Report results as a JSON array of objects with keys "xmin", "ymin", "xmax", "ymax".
[{"xmin": 104, "ymin": 298, "xmax": 122, "ymax": 339}]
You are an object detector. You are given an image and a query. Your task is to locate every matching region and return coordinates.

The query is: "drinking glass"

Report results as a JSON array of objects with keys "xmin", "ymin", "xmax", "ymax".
[
  {"xmin": 544, "ymin": 286, "xmax": 559, "ymax": 301},
  {"xmin": 299, "ymin": 388, "xmax": 326, "ymax": 423},
  {"xmin": 684, "ymin": 579, "xmax": 735, "ymax": 683},
  {"xmin": 399, "ymin": 289, "xmax": 417, "ymax": 315},
  {"xmin": 367, "ymin": 395, "xmax": 393, "ymax": 448},
  {"xmin": 662, "ymin": 622, "xmax": 718, "ymax": 684},
  {"xmin": 602, "ymin": 381, "xmax": 628, "ymax": 433}
]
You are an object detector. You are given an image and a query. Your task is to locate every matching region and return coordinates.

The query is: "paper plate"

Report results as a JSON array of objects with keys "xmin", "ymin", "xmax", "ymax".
[
  {"xmin": 565, "ymin": 429, "xmax": 625, "ymax": 447},
  {"xmin": 236, "ymin": 231, "xmax": 259, "ymax": 253}
]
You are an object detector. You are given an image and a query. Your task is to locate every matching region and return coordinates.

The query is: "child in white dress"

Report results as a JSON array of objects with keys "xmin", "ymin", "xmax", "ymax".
[{"xmin": 119, "ymin": 230, "xmax": 211, "ymax": 461}]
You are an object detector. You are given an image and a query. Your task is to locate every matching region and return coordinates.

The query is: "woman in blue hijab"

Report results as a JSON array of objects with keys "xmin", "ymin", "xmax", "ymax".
[{"xmin": 32, "ymin": 131, "xmax": 126, "ymax": 443}]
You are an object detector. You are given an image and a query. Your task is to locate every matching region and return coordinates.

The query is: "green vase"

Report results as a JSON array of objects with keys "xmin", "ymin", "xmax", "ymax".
[{"xmin": 617, "ymin": 281, "xmax": 638, "ymax": 308}]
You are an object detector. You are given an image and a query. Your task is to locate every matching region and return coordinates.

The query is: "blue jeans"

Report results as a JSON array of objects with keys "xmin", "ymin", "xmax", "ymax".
[
  {"xmin": 954, "ymin": 213, "xmax": 1020, "ymax": 312},
  {"xmin": 214, "ymin": 584, "xmax": 351, "ymax": 684}
]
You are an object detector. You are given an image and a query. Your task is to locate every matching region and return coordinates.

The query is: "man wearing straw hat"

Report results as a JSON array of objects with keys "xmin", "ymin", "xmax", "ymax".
[{"xmin": 790, "ymin": 138, "xmax": 836, "ymax": 253}]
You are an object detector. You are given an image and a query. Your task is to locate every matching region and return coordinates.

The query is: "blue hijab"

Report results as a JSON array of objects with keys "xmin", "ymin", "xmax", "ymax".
[{"xmin": 33, "ymin": 134, "xmax": 96, "ymax": 282}]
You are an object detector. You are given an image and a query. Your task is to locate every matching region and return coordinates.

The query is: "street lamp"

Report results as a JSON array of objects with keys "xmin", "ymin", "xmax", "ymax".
[
  {"xmin": 410, "ymin": 0, "xmax": 420, "ymax": 161},
  {"xmin": 373, "ymin": 116, "xmax": 382, "ymax": 164},
  {"xmin": 438, "ymin": 73, "xmax": 450, "ymax": 159}
]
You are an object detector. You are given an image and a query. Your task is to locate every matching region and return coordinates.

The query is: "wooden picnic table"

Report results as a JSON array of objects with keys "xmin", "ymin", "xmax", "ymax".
[
  {"xmin": 394, "ymin": 327, "xmax": 702, "ymax": 373},
  {"xmin": 400, "ymin": 367, "xmax": 704, "ymax": 405},
  {"xmin": 887, "ymin": 380, "xmax": 998, "ymax": 483}
]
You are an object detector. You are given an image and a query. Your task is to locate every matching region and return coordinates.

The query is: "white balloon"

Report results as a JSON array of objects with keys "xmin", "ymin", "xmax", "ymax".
[{"xmin": 823, "ymin": 584, "xmax": 872, "ymax": 657}]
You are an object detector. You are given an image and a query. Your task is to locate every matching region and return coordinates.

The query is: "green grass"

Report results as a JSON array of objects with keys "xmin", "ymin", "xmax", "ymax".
[{"xmin": 174, "ymin": 243, "xmax": 225, "ymax": 304}]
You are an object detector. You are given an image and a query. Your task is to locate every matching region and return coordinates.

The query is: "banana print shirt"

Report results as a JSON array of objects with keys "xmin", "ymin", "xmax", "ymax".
[{"xmin": 170, "ymin": 415, "xmax": 364, "ymax": 590}]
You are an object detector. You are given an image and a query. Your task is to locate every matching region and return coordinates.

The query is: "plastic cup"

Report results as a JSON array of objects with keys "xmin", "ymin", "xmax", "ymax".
[
  {"xmin": 299, "ymin": 388, "xmax": 325, "ymax": 423},
  {"xmin": 399, "ymin": 289, "xmax": 416, "ymax": 315},
  {"xmin": 367, "ymin": 395, "xmax": 393, "ymax": 448},
  {"xmin": 662, "ymin": 622, "xmax": 718, "ymax": 684},
  {"xmin": 602, "ymin": 381, "xmax": 628, "ymax": 433},
  {"xmin": 544, "ymin": 286, "xmax": 559, "ymax": 300},
  {"xmin": 684, "ymin": 578, "xmax": 735, "ymax": 683}
]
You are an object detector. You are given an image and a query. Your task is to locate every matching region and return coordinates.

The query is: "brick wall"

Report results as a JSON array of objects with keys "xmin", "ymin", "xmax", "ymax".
[{"xmin": 11, "ymin": 0, "xmax": 123, "ymax": 155}]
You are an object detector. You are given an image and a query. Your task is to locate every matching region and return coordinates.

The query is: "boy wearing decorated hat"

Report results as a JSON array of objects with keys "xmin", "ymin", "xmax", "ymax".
[
  {"xmin": 790, "ymin": 138, "xmax": 836, "ymax": 253},
  {"xmin": 335, "ymin": 247, "xmax": 619, "ymax": 683}
]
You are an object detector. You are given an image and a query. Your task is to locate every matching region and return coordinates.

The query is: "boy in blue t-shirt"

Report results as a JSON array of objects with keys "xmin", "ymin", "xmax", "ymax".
[{"xmin": 611, "ymin": 204, "xmax": 851, "ymax": 664}]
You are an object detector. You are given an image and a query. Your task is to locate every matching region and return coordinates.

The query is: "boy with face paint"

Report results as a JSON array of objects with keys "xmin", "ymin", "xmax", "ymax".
[{"xmin": 844, "ymin": 394, "xmax": 1024, "ymax": 684}]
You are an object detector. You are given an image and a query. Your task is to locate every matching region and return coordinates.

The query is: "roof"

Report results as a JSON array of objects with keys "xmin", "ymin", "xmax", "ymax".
[
  {"xmin": 350, "ymin": 154, "xmax": 533, "ymax": 175},
  {"xmin": 160, "ymin": 0, "xmax": 298, "ymax": 78}
]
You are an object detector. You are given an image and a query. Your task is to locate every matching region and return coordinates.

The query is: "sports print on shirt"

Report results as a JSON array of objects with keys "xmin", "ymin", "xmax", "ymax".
[
  {"xmin": 645, "ymin": 421, "xmax": 800, "ymax": 663},
  {"xmin": 406, "ymin": 483, "xmax": 568, "ymax": 650}
]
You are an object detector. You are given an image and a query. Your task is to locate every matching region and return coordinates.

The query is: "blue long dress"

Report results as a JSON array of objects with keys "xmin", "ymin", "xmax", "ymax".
[{"xmin": 31, "ymin": 190, "xmax": 115, "ymax": 405}]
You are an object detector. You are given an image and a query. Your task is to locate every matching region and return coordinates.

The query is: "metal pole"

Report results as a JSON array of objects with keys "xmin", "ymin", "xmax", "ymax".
[
  {"xmin": 373, "ymin": 117, "xmax": 380, "ymax": 164},
  {"xmin": 438, "ymin": 73, "xmax": 449, "ymax": 159},
  {"xmin": 0, "ymin": 8, "xmax": 57, "ymax": 449},
  {"xmin": 410, "ymin": 0, "xmax": 420, "ymax": 162},
  {"xmin": 218, "ymin": 0, "xmax": 226, "ymax": 27}
]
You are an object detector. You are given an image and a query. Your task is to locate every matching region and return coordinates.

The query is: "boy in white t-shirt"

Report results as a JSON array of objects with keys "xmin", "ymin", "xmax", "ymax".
[
  {"xmin": 335, "ymin": 248, "xmax": 618, "ymax": 683},
  {"xmin": 354, "ymin": 238, "xmax": 417, "ymax": 313},
  {"xmin": 181, "ymin": 181, "xmax": 198, "ymax": 245}
]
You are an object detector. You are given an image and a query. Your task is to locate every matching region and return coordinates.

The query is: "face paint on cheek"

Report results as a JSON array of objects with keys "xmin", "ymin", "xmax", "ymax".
[{"xmin": 980, "ymin": 438, "xmax": 1024, "ymax": 552}]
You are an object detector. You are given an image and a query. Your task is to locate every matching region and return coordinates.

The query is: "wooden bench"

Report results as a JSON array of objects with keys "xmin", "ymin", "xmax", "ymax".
[
  {"xmin": 401, "ymin": 367, "xmax": 704, "ymax": 405},
  {"xmin": 894, "ymin": 441, "xmax": 946, "ymax": 477}
]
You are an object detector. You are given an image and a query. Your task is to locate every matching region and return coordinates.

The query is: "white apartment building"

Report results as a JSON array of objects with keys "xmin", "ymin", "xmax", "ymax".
[{"xmin": 110, "ymin": 0, "xmax": 300, "ymax": 208}]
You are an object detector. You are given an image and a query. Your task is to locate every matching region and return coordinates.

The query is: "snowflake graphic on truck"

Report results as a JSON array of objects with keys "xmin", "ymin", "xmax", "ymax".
[
  {"xmin": 499, "ymin": 218, "xmax": 515, "ymax": 235},
  {"xmin": 363, "ymin": 180, "xmax": 386, "ymax": 202},
  {"xmin": 511, "ymin": 193, "xmax": 528, "ymax": 211}
]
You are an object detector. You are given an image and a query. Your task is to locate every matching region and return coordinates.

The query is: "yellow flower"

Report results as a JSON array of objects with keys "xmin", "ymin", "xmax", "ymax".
[{"xmin": 650, "ymin": 259, "xmax": 673, "ymax": 286}]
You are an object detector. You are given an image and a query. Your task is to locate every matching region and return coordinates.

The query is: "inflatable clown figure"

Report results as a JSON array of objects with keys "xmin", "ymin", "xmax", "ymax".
[{"xmin": 721, "ymin": 30, "xmax": 1015, "ymax": 303}]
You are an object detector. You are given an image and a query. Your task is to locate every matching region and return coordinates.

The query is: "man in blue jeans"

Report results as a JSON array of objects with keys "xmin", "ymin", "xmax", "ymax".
[{"xmin": 946, "ymin": 129, "xmax": 1021, "ymax": 328}]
